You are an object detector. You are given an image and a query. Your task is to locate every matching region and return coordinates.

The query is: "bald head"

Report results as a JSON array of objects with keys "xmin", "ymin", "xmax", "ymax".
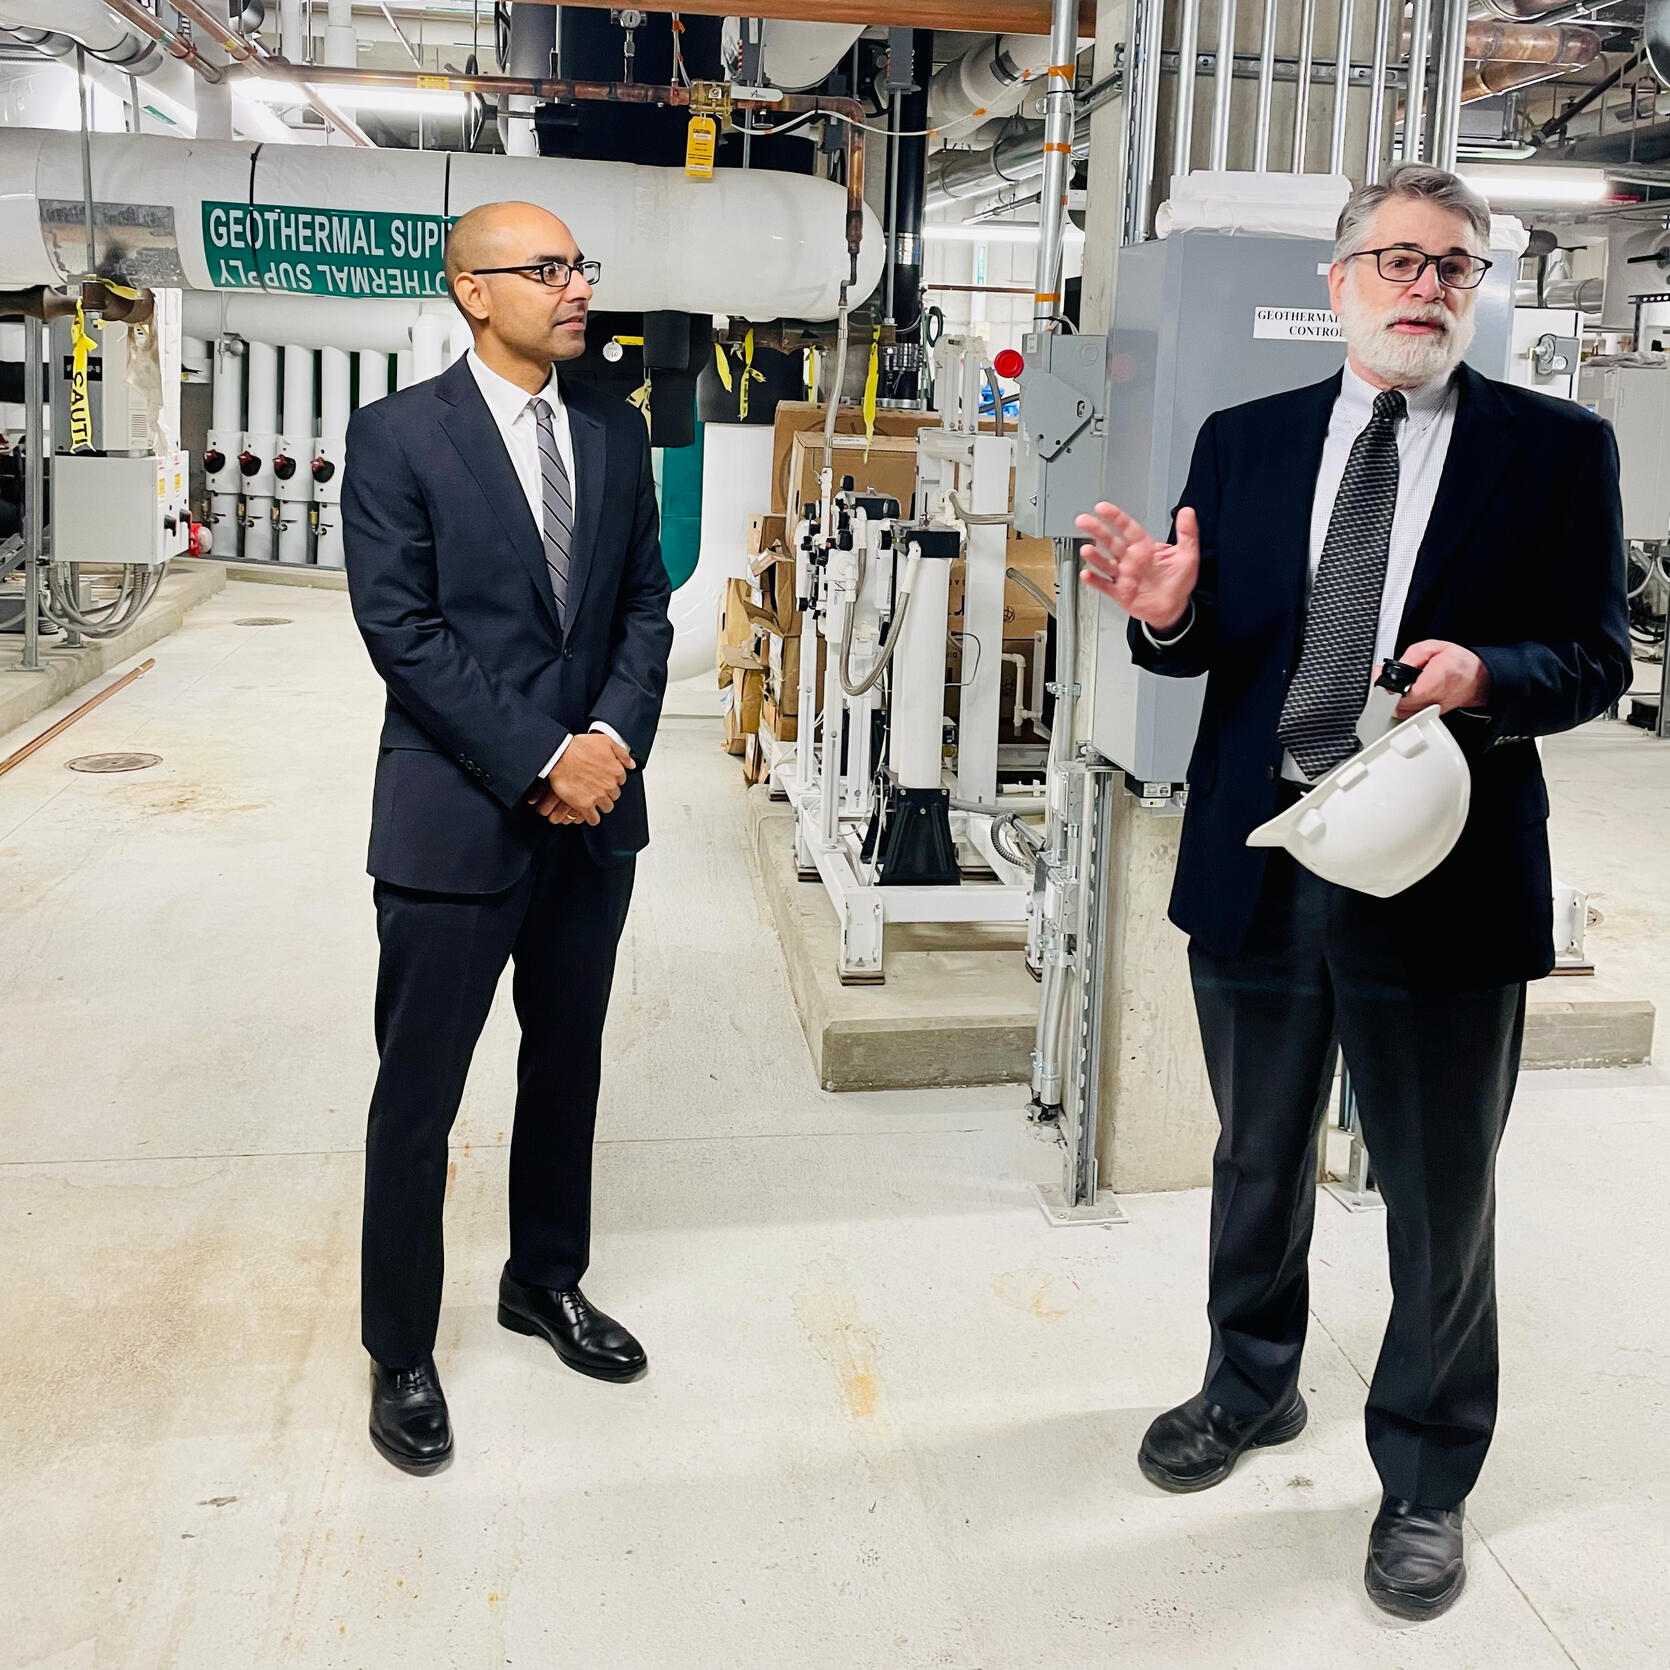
[{"xmin": 443, "ymin": 200, "xmax": 595, "ymax": 386}]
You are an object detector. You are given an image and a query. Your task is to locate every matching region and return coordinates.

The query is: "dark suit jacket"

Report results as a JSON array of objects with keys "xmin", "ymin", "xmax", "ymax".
[
  {"xmin": 343, "ymin": 356, "xmax": 673, "ymax": 894},
  {"xmin": 1131, "ymin": 362, "xmax": 1632, "ymax": 989}
]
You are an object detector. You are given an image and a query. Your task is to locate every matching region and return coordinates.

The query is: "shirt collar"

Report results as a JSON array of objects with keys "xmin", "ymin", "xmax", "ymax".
[
  {"xmin": 1339, "ymin": 360, "xmax": 1454, "ymax": 431},
  {"xmin": 467, "ymin": 349, "xmax": 562, "ymax": 426}
]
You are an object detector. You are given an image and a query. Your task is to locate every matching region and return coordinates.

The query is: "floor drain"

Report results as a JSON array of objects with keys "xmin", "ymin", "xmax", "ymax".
[
  {"xmin": 67, "ymin": 752, "xmax": 162, "ymax": 774},
  {"xmin": 234, "ymin": 617, "xmax": 293, "ymax": 627}
]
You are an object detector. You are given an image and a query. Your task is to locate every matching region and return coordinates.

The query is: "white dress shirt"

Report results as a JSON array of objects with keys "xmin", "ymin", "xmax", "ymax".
[{"xmin": 465, "ymin": 350, "xmax": 626, "ymax": 784}]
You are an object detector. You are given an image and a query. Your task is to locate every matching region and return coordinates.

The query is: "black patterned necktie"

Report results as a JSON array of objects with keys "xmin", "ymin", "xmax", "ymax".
[
  {"xmin": 531, "ymin": 397, "xmax": 574, "ymax": 627},
  {"xmin": 1277, "ymin": 387, "xmax": 1406, "ymax": 780}
]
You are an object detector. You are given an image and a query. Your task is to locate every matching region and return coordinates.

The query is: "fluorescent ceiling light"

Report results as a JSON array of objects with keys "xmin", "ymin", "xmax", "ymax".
[
  {"xmin": 243, "ymin": 77, "xmax": 467, "ymax": 117},
  {"xmin": 1458, "ymin": 166, "xmax": 1611, "ymax": 204},
  {"xmin": 925, "ymin": 223, "xmax": 1087, "ymax": 245}
]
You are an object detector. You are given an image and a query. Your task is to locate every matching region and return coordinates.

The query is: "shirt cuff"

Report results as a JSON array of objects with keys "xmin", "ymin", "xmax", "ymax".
[
  {"xmin": 1142, "ymin": 600, "xmax": 1195, "ymax": 649},
  {"xmin": 537, "ymin": 722, "xmax": 627, "ymax": 784}
]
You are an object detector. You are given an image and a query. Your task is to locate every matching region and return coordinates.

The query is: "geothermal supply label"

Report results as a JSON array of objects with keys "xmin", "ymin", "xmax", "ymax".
[
  {"xmin": 201, "ymin": 203, "xmax": 453, "ymax": 296},
  {"xmin": 1252, "ymin": 307, "xmax": 1343, "ymax": 342}
]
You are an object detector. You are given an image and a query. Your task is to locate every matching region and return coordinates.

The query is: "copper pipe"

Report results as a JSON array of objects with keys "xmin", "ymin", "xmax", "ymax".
[
  {"xmin": 94, "ymin": 0, "xmax": 224, "ymax": 82},
  {"xmin": 517, "ymin": 0, "xmax": 1098, "ymax": 31},
  {"xmin": 271, "ymin": 63, "xmax": 870, "ymax": 267},
  {"xmin": 1462, "ymin": 59, "xmax": 1579, "ymax": 100},
  {"xmin": 166, "ymin": 0, "xmax": 374, "ymax": 145},
  {"xmin": 1399, "ymin": 20, "xmax": 1600, "ymax": 63}
]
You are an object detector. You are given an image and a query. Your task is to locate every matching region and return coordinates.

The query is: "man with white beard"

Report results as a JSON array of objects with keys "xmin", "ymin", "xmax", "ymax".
[{"xmin": 1075, "ymin": 165, "xmax": 1630, "ymax": 1619}]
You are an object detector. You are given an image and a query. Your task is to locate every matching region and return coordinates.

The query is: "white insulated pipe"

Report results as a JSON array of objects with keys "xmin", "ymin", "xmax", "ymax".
[
  {"xmin": 927, "ymin": 33, "xmax": 1056, "ymax": 136},
  {"xmin": 411, "ymin": 313, "xmax": 448, "ymax": 383},
  {"xmin": 314, "ymin": 346, "xmax": 350, "ymax": 567},
  {"xmin": 181, "ymin": 291, "xmax": 455, "ymax": 353},
  {"xmin": 758, "ymin": 20, "xmax": 866, "ymax": 91},
  {"xmin": 500, "ymin": 2, "xmax": 555, "ymax": 159},
  {"xmin": 242, "ymin": 340, "xmax": 279, "ymax": 563},
  {"xmin": 395, "ymin": 349, "xmax": 414, "ymax": 389},
  {"xmin": 280, "ymin": 0, "xmax": 304, "ymax": 65},
  {"xmin": 356, "ymin": 349, "xmax": 390, "ymax": 407},
  {"xmin": 276, "ymin": 343, "xmax": 315, "ymax": 565},
  {"xmin": 207, "ymin": 337, "xmax": 243, "ymax": 550},
  {"xmin": 0, "ymin": 129, "xmax": 883, "ymax": 320}
]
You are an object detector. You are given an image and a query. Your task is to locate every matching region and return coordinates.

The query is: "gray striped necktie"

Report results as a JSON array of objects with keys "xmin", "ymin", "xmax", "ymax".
[
  {"xmin": 1277, "ymin": 387, "xmax": 1406, "ymax": 781},
  {"xmin": 531, "ymin": 396, "xmax": 574, "ymax": 627}
]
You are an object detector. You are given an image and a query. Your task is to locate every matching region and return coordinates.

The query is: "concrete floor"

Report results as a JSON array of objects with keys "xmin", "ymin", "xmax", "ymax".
[{"xmin": 1, "ymin": 582, "xmax": 1666, "ymax": 1670}]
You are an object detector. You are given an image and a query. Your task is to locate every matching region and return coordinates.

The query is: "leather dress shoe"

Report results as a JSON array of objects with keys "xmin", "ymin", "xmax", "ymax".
[
  {"xmin": 497, "ymin": 1267, "xmax": 647, "ymax": 1382},
  {"xmin": 368, "ymin": 1356, "xmax": 453, "ymax": 1475},
  {"xmin": 1365, "ymin": 1495, "xmax": 1466, "ymax": 1620},
  {"xmin": 1138, "ymin": 1386, "xmax": 1308, "ymax": 1493}
]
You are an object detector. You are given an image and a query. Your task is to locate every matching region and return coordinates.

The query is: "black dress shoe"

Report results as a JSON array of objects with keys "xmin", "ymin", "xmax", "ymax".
[
  {"xmin": 368, "ymin": 1356, "xmax": 453, "ymax": 1475},
  {"xmin": 497, "ymin": 1267, "xmax": 647, "ymax": 1382},
  {"xmin": 1365, "ymin": 1495, "xmax": 1466, "ymax": 1620},
  {"xmin": 1138, "ymin": 1387, "xmax": 1308, "ymax": 1493}
]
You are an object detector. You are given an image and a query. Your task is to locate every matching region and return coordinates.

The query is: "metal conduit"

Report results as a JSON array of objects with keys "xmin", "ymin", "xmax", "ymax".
[
  {"xmin": 1254, "ymin": 0, "xmax": 1279, "ymax": 170},
  {"xmin": 1130, "ymin": 0, "xmax": 1165, "ymax": 238},
  {"xmin": 1365, "ymin": 0, "xmax": 1393, "ymax": 179},
  {"xmin": 1210, "ymin": 0, "xmax": 1238, "ymax": 170},
  {"xmin": 1431, "ymin": 0, "xmax": 1471, "ymax": 168},
  {"xmin": 1329, "ymin": 0, "xmax": 1356, "ymax": 173},
  {"xmin": 1291, "ymin": 0, "xmax": 1318, "ymax": 169},
  {"xmin": 1405, "ymin": 0, "xmax": 1434, "ymax": 160},
  {"xmin": 1033, "ymin": 0, "xmax": 1078, "ymax": 327},
  {"xmin": 1173, "ymin": 0, "xmax": 1203, "ymax": 180}
]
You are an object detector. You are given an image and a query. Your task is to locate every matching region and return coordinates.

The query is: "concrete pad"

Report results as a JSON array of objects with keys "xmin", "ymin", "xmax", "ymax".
[
  {"xmin": 746, "ymin": 786, "xmax": 1038, "ymax": 1092},
  {"xmin": 0, "ymin": 561, "xmax": 224, "ymax": 744},
  {"xmin": 174, "ymin": 555, "xmax": 348, "ymax": 592}
]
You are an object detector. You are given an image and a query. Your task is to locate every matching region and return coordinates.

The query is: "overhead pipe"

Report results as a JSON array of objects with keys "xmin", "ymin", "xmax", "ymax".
[
  {"xmin": 1365, "ymin": 0, "xmax": 1393, "ymax": 180},
  {"xmin": 1430, "ymin": 0, "xmax": 1470, "ymax": 169},
  {"xmin": 755, "ymin": 20, "xmax": 866, "ymax": 90},
  {"xmin": 165, "ymin": 0, "xmax": 375, "ymax": 145},
  {"xmin": 928, "ymin": 33, "xmax": 1057, "ymax": 138},
  {"xmin": 1460, "ymin": 24, "xmax": 1600, "ymax": 101},
  {"xmin": 88, "ymin": 0, "xmax": 222, "ymax": 80},
  {"xmin": 1406, "ymin": 0, "xmax": 1433, "ymax": 161},
  {"xmin": 500, "ymin": 0, "xmax": 555, "ymax": 158},
  {"xmin": 542, "ymin": 1, "xmax": 1100, "ymax": 31},
  {"xmin": 1329, "ymin": 0, "xmax": 1356, "ymax": 175},
  {"xmin": 927, "ymin": 114, "xmax": 1090, "ymax": 205}
]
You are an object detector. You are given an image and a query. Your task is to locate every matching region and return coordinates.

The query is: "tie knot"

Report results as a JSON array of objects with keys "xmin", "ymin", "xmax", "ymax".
[
  {"xmin": 1372, "ymin": 389, "xmax": 1406, "ymax": 425},
  {"xmin": 530, "ymin": 396, "xmax": 552, "ymax": 424}
]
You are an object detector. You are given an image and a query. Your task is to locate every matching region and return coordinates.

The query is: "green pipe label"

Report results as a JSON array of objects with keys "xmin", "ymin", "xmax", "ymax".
[{"xmin": 201, "ymin": 202, "xmax": 452, "ymax": 296}]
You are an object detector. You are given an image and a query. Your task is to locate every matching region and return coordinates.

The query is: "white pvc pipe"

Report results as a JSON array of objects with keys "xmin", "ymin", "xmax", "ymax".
[
  {"xmin": 242, "ymin": 340, "xmax": 279, "ymax": 563},
  {"xmin": 447, "ymin": 314, "xmax": 472, "ymax": 367},
  {"xmin": 758, "ymin": 20, "xmax": 866, "ymax": 91},
  {"xmin": 356, "ymin": 349, "xmax": 390, "ymax": 407},
  {"xmin": 207, "ymin": 337, "xmax": 242, "ymax": 550},
  {"xmin": 411, "ymin": 313, "xmax": 448, "ymax": 383},
  {"xmin": 927, "ymin": 33, "xmax": 1054, "ymax": 132},
  {"xmin": 501, "ymin": 2, "xmax": 555, "ymax": 158},
  {"xmin": 394, "ymin": 349, "xmax": 414, "ymax": 389},
  {"xmin": 281, "ymin": 0, "xmax": 304, "ymax": 66},
  {"xmin": 315, "ymin": 346, "xmax": 350, "ymax": 567},
  {"xmin": 0, "ymin": 129, "xmax": 884, "ymax": 320},
  {"xmin": 889, "ymin": 552, "xmax": 950, "ymax": 791},
  {"xmin": 277, "ymin": 343, "xmax": 315, "ymax": 565},
  {"xmin": 181, "ymin": 291, "xmax": 455, "ymax": 353}
]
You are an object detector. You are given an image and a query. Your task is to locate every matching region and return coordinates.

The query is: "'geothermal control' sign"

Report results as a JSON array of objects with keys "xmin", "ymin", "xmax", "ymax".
[
  {"xmin": 1252, "ymin": 307, "xmax": 1343, "ymax": 342},
  {"xmin": 201, "ymin": 203, "xmax": 452, "ymax": 296}
]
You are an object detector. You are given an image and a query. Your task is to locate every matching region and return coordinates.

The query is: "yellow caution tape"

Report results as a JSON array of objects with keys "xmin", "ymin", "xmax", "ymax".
[
  {"xmin": 68, "ymin": 301, "xmax": 100, "ymax": 454},
  {"xmin": 627, "ymin": 374, "xmax": 653, "ymax": 435},
  {"xmin": 738, "ymin": 328, "xmax": 764, "ymax": 422},
  {"xmin": 861, "ymin": 326, "xmax": 880, "ymax": 461},
  {"xmin": 685, "ymin": 113, "xmax": 717, "ymax": 180},
  {"xmin": 713, "ymin": 341, "xmax": 733, "ymax": 393}
]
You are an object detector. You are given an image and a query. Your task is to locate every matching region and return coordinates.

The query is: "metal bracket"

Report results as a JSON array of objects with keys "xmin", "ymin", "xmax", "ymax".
[
  {"xmin": 688, "ymin": 79, "xmax": 733, "ymax": 124},
  {"xmin": 1021, "ymin": 369, "xmax": 1097, "ymax": 461},
  {"xmin": 1033, "ymin": 1183, "xmax": 1127, "ymax": 1226}
]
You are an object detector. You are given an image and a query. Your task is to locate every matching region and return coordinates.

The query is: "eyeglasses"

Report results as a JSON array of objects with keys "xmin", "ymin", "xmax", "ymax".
[
  {"xmin": 468, "ymin": 259, "xmax": 602, "ymax": 291},
  {"xmin": 1347, "ymin": 247, "xmax": 1492, "ymax": 290}
]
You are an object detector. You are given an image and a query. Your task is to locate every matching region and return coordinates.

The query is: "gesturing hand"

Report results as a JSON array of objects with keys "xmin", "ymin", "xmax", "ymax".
[
  {"xmin": 1393, "ymin": 641, "xmax": 1491, "ymax": 719},
  {"xmin": 546, "ymin": 731, "xmax": 634, "ymax": 826},
  {"xmin": 1075, "ymin": 502, "xmax": 1200, "ymax": 633}
]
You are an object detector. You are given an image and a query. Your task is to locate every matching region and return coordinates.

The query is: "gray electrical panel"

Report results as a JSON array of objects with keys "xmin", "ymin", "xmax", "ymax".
[
  {"xmin": 1013, "ymin": 332, "xmax": 1107, "ymax": 539},
  {"xmin": 1576, "ymin": 359, "xmax": 1670, "ymax": 541},
  {"xmin": 1087, "ymin": 230, "xmax": 1515, "ymax": 782}
]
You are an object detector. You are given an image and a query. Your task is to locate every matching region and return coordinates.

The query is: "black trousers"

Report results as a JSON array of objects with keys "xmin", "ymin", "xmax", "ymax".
[
  {"xmin": 1188, "ymin": 847, "xmax": 1525, "ymax": 1509},
  {"xmin": 361, "ymin": 831, "xmax": 635, "ymax": 1369}
]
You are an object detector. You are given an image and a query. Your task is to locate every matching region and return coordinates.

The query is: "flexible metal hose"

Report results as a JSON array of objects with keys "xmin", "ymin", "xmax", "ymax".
[{"xmin": 839, "ymin": 545, "xmax": 917, "ymax": 698}]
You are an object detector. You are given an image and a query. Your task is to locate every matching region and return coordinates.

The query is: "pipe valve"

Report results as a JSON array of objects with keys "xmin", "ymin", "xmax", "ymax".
[
  {"xmin": 272, "ymin": 453, "xmax": 297, "ymax": 482},
  {"xmin": 311, "ymin": 456, "xmax": 337, "ymax": 484},
  {"xmin": 237, "ymin": 450, "xmax": 262, "ymax": 477}
]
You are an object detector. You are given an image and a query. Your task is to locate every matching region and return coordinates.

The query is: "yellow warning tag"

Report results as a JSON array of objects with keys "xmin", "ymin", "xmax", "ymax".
[
  {"xmin": 416, "ymin": 75, "xmax": 451, "ymax": 90},
  {"xmin": 69, "ymin": 301, "xmax": 98, "ymax": 454},
  {"xmin": 685, "ymin": 114, "xmax": 717, "ymax": 180}
]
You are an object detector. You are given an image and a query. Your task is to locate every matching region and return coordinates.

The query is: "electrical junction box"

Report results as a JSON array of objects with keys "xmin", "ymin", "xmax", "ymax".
[
  {"xmin": 1577, "ymin": 359, "xmax": 1670, "ymax": 542},
  {"xmin": 1088, "ymin": 231, "xmax": 1515, "ymax": 782},
  {"xmin": 51, "ymin": 451, "xmax": 191, "ymax": 566},
  {"xmin": 1508, "ymin": 306, "xmax": 1582, "ymax": 404},
  {"xmin": 1013, "ymin": 331, "xmax": 1107, "ymax": 539}
]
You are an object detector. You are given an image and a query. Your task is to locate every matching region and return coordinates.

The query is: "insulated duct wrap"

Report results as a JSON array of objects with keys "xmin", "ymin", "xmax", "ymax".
[{"xmin": 0, "ymin": 129, "xmax": 883, "ymax": 320}]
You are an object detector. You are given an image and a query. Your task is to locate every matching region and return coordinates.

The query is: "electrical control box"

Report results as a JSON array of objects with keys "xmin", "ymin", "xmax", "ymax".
[
  {"xmin": 1012, "ymin": 332, "xmax": 1107, "ymax": 539},
  {"xmin": 1577, "ymin": 359, "xmax": 1670, "ymax": 542},
  {"xmin": 49, "ymin": 451, "xmax": 191, "ymax": 566}
]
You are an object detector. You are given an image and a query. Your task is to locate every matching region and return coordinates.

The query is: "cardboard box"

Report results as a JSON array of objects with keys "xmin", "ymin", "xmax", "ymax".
[
  {"xmin": 742, "ymin": 730, "xmax": 768, "ymax": 786},
  {"xmin": 767, "ymin": 629, "xmax": 826, "ymax": 718},
  {"xmin": 762, "ymin": 691, "xmax": 797, "ymax": 743},
  {"xmin": 718, "ymin": 575, "xmax": 777, "ymax": 682},
  {"xmin": 788, "ymin": 430, "xmax": 920, "ymax": 527},
  {"xmin": 721, "ymin": 663, "xmax": 765, "ymax": 755},
  {"xmin": 746, "ymin": 513, "xmax": 787, "ymax": 557},
  {"xmin": 769, "ymin": 401, "xmax": 942, "ymax": 514},
  {"xmin": 747, "ymin": 546, "xmax": 800, "ymax": 637},
  {"xmin": 947, "ymin": 533, "xmax": 1058, "ymax": 642}
]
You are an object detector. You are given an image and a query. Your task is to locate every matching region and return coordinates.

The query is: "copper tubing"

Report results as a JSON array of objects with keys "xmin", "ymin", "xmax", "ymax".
[
  {"xmin": 94, "ymin": 0, "xmax": 224, "ymax": 81},
  {"xmin": 276, "ymin": 63, "xmax": 869, "ymax": 268},
  {"xmin": 165, "ymin": 0, "xmax": 374, "ymax": 145},
  {"xmin": 525, "ymin": 0, "xmax": 1098, "ymax": 32},
  {"xmin": 1399, "ymin": 19, "xmax": 1601, "ymax": 64},
  {"xmin": 1462, "ymin": 58, "xmax": 1581, "ymax": 100}
]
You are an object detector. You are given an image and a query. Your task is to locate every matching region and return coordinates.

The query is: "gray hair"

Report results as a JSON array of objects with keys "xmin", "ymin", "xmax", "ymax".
[{"xmin": 1333, "ymin": 163, "xmax": 1491, "ymax": 261}]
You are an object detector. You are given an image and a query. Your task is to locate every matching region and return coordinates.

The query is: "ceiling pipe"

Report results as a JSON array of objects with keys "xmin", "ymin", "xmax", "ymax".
[
  {"xmin": 259, "ymin": 61, "xmax": 870, "ymax": 272},
  {"xmin": 166, "ymin": 0, "xmax": 375, "ymax": 144},
  {"xmin": 515, "ymin": 0, "xmax": 1100, "ymax": 33},
  {"xmin": 1460, "ymin": 19, "xmax": 1599, "ymax": 61},
  {"xmin": 92, "ymin": 0, "xmax": 222, "ymax": 81}
]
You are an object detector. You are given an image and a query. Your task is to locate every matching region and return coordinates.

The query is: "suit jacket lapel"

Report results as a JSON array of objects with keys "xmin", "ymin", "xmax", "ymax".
[
  {"xmin": 563, "ymin": 387, "xmax": 607, "ymax": 627},
  {"xmin": 1398, "ymin": 363, "xmax": 1515, "ymax": 641},
  {"xmin": 435, "ymin": 358, "xmax": 565, "ymax": 639}
]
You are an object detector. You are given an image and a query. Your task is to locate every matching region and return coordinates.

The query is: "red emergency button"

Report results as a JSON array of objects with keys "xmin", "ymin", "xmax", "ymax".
[{"xmin": 993, "ymin": 348, "xmax": 1025, "ymax": 380}]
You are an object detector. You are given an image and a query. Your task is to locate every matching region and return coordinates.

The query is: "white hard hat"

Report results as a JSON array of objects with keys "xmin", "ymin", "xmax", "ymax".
[{"xmin": 1245, "ymin": 706, "xmax": 1471, "ymax": 898}]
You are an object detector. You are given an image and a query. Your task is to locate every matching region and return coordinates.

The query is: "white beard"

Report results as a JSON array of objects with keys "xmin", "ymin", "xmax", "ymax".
[{"xmin": 1337, "ymin": 276, "xmax": 1475, "ymax": 385}]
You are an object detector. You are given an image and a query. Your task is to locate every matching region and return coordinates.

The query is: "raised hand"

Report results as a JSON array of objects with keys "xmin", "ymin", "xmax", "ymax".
[{"xmin": 1075, "ymin": 501, "xmax": 1200, "ymax": 634}]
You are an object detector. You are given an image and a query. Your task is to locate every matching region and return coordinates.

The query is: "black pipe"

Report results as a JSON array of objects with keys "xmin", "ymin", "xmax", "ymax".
[
  {"xmin": 881, "ymin": 28, "xmax": 931, "ymax": 399},
  {"xmin": 1535, "ymin": 47, "xmax": 1645, "ymax": 144}
]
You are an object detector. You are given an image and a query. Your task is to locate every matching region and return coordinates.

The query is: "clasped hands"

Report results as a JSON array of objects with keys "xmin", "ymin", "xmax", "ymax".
[
  {"xmin": 526, "ymin": 731, "xmax": 636, "ymax": 827},
  {"xmin": 1074, "ymin": 500, "xmax": 1490, "ymax": 718}
]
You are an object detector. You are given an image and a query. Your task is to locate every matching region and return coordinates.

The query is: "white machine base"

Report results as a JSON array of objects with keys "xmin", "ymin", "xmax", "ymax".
[{"xmin": 1032, "ymin": 1184, "xmax": 1127, "ymax": 1226}]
